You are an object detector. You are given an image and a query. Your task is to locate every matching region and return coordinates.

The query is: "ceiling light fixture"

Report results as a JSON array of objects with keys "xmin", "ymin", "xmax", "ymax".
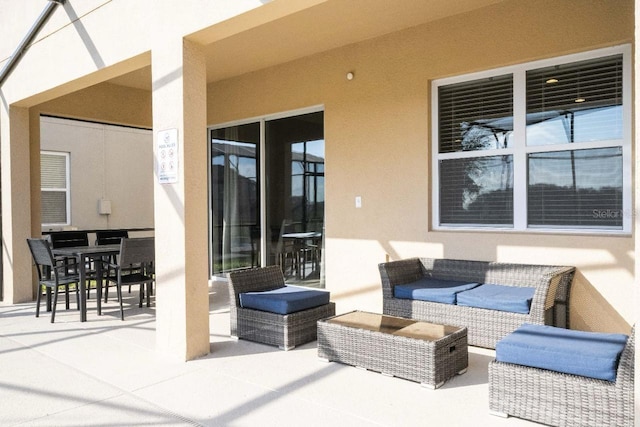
[
  {"xmin": 546, "ymin": 78, "xmax": 558, "ymax": 84},
  {"xmin": 575, "ymin": 98, "xmax": 586, "ymax": 103}
]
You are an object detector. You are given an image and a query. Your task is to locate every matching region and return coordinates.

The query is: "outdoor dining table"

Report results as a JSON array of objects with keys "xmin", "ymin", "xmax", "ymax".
[
  {"xmin": 52, "ymin": 244, "xmax": 120, "ymax": 322},
  {"xmin": 281, "ymin": 231, "xmax": 322, "ymax": 240},
  {"xmin": 281, "ymin": 231, "xmax": 322, "ymax": 277}
]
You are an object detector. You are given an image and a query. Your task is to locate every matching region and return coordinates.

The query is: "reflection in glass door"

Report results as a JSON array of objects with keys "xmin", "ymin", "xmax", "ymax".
[
  {"xmin": 210, "ymin": 123, "xmax": 260, "ymax": 274},
  {"xmin": 209, "ymin": 110, "xmax": 324, "ymax": 287},
  {"xmin": 266, "ymin": 111, "xmax": 324, "ymax": 287}
]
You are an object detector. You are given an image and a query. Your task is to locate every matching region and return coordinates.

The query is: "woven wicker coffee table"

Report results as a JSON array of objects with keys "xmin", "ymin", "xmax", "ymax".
[{"xmin": 317, "ymin": 311, "xmax": 468, "ymax": 388}]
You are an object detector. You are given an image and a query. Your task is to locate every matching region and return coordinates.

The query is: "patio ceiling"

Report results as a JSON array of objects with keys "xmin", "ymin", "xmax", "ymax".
[{"xmin": 108, "ymin": 0, "xmax": 507, "ymax": 91}]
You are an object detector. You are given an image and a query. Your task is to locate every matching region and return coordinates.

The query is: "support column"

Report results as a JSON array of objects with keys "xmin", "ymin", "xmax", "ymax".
[
  {"xmin": 152, "ymin": 38, "xmax": 210, "ymax": 361},
  {"xmin": 0, "ymin": 104, "xmax": 34, "ymax": 303},
  {"xmin": 634, "ymin": 0, "xmax": 639, "ymax": 421}
]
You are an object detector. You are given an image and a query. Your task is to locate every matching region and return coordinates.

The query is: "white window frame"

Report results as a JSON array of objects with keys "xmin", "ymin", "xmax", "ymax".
[
  {"xmin": 41, "ymin": 151, "xmax": 71, "ymax": 227},
  {"xmin": 431, "ymin": 44, "xmax": 631, "ymax": 235}
]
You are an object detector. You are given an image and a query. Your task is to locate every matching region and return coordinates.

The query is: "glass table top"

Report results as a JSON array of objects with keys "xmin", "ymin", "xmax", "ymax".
[{"xmin": 325, "ymin": 311, "xmax": 462, "ymax": 341}]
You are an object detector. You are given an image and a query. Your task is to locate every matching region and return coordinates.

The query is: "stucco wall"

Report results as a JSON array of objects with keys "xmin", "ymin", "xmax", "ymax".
[
  {"xmin": 207, "ymin": 0, "xmax": 634, "ymax": 333},
  {"xmin": 1, "ymin": 0, "xmax": 633, "ymax": 334},
  {"xmin": 39, "ymin": 116, "xmax": 154, "ymax": 232},
  {"xmin": 0, "ymin": 0, "xmax": 268, "ymax": 105}
]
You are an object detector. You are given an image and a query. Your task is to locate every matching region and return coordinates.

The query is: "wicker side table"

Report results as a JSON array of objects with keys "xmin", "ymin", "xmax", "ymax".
[{"xmin": 317, "ymin": 311, "xmax": 468, "ymax": 388}]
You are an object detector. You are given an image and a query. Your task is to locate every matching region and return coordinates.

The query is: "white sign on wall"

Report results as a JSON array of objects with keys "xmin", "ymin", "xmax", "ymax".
[{"xmin": 157, "ymin": 128, "xmax": 179, "ymax": 184}]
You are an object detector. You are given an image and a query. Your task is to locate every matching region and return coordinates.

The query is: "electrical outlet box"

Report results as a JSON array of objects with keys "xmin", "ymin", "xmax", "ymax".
[{"xmin": 98, "ymin": 199, "xmax": 112, "ymax": 215}]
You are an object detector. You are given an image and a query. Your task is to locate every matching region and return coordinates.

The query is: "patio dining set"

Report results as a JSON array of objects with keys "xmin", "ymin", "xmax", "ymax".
[
  {"xmin": 227, "ymin": 261, "xmax": 635, "ymax": 427},
  {"xmin": 27, "ymin": 230, "xmax": 155, "ymax": 323}
]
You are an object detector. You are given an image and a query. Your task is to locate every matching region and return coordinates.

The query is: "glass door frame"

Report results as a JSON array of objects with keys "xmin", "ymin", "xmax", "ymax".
[{"xmin": 207, "ymin": 105, "xmax": 324, "ymax": 279}]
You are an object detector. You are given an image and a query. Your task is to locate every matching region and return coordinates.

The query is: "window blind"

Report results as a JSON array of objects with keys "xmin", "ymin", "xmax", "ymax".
[
  {"xmin": 434, "ymin": 46, "xmax": 629, "ymax": 232},
  {"xmin": 527, "ymin": 55, "xmax": 622, "ymax": 112},
  {"xmin": 528, "ymin": 147, "xmax": 623, "ymax": 228},
  {"xmin": 439, "ymin": 74, "xmax": 513, "ymax": 153},
  {"xmin": 40, "ymin": 152, "xmax": 68, "ymax": 225},
  {"xmin": 41, "ymin": 192, "xmax": 67, "ymax": 224},
  {"xmin": 41, "ymin": 153, "xmax": 67, "ymax": 189},
  {"xmin": 439, "ymin": 155, "xmax": 513, "ymax": 225},
  {"xmin": 526, "ymin": 55, "xmax": 623, "ymax": 145}
]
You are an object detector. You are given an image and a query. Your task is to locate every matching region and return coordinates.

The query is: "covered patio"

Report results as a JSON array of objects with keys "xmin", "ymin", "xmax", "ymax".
[
  {"xmin": 1, "ymin": 280, "xmax": 537, "ymax": 426},
  {"xmin": 0, "ymin": 1, "xmax": 638, "ymax": 425}
]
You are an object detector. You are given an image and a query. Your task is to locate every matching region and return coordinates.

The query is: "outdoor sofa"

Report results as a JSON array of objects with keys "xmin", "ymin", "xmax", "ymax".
[{"xmin": 378, "ymin": 257, "xmax": 575, "ymax": 348}]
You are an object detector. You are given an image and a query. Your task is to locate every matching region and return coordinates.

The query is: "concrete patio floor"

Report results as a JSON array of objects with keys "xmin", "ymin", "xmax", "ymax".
[{"xmin": 0, "ymin": 280, "xmax": 538, "ymax": 426}]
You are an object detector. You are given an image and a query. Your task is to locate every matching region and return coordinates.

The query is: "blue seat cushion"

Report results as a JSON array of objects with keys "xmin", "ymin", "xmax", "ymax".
[
  {"xmin": 239, "ymin": 285, "xmax": 330, "ymax": 315},
  {"xmin": 394, "ymin": 277, "xmax": 480, "ymax": 304},
  {"xmin": 496, "ymin": 323, "xmax": 629, "ymax": 382},
  {"xmin": 456, "ymin": 283, "xmax": 536, "ymax": 314}
]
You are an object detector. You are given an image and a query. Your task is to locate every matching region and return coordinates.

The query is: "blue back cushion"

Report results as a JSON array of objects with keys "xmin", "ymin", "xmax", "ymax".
[
  {"xmin": 456, "ymin": 283, "xmax": 536, "ymax": 314},
  {"xmin": 496, "ymin": 323, "xmax": 629, "ymax": 381},
  {"xmin": 240, "ymin": 285, "xmax": 330, "ymax": 315},
  {"xmin": 394, "ymin": 277, "xmax": 480, "ymax": 304}
]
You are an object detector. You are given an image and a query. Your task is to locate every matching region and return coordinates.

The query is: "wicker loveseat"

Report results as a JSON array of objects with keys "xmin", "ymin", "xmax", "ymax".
[{"xmin": 378, "ymin": 258, "xmax": 575, "ymax": 348}]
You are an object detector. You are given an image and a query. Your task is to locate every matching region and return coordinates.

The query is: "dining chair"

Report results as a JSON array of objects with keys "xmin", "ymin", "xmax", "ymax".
[
  {"xmin": 275, "ymin": 219, "xmax": 299, "ymax": 277},
  {"xmin": 27, "ymin": 238, "xmax": 80, "ymax": 323},
  {"xmin": 96, "ymin": 229, "xmax": 129, "ymax": 301},
  {"xmin": 95, "ymin": 229, "xmax": 129, "ymax": 246},
  {"xmin": 48, "ymin": 230, "xmax": 97, "ymax": 298},
  {"xmin": 48, "ymin": 230, "xmax": 90, "ymax": 248},
  {"xmin": 250, "ymin": 226, "xmax": 261, "ymax": 268},
  {"xmin": 104, "ymin": 237, "xmax": 155, "ymax": 320},
  {"xmin": 47, "ymin": 231, "xmax": 88, "ymax": 273}
]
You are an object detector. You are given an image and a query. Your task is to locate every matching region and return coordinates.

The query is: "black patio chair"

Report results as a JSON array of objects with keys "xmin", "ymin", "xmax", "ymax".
[
  {"xmin": 48, "ymin": 230, "xmax": 98, "ymax": 298},
  {"xmin": 96, "ymin": 230, "xmax": 129, "ymax": 301},
  {"xmin": 48, "ymin": 230, "xmax": 89, "ymax": 248},
  {"xmin": 95, "ymin": 229, "xmax": 129, "ymax": 246},
  {"xmin": 27, "ymin": 238, "xmax": 80, "ymax": 323},
  {"xmin": 104, "ymin": 237, "xmax": 155, "ymax": 320}
]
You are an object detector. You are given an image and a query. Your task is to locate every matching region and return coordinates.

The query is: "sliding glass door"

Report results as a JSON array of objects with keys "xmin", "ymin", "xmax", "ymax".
[
  {"xmin": 210, "ymin": 123, "xmax": 260, "ymax": 273},
  {"xmin": 265, "ymin": 112, "xmax": 324, "ymax": 285},
  {"xmin": 209, "ymin": 110, "xmax": 324, "ymax": 287}
]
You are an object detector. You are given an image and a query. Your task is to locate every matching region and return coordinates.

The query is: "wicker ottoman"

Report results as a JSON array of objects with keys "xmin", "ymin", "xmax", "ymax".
[
  {"xmin": 317, "ymin": 311, "xmax": 468, "ymax": 388},
  {"xmin": 489, "ymin": 326, "xmax": 635, "ymax": 426}
]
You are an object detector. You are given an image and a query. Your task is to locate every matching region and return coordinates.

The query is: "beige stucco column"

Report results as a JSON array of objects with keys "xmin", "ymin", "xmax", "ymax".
[
  {"xmin": 0, "ymin": 104, "xmax": 34, "ymax": 303},
  {"xmin": 634, "ymin": 0, "xmax": 639, "ymax": 421},
  {"xmin": 151, "ymin": 38, "xmax": 210, "ymax": 361}
]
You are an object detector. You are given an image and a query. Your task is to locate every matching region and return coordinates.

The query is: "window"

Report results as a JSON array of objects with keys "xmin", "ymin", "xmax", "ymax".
[
  {"xmin": 41, "ymin": 151, "xmax": 70, "ymax": 226},
  {"xmin": 432, "ymin": 45, "xmax": 630, "ymax": 233}
]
